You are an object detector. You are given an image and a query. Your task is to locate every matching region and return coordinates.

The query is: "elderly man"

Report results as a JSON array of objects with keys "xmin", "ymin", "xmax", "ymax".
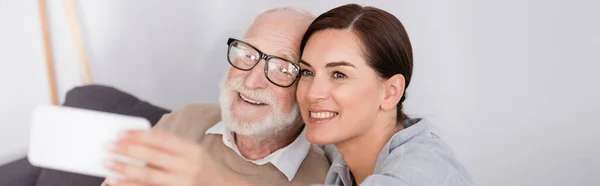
[{"xmin": 102, "ymin": 7, "xmax": 329, "ymax": 186}]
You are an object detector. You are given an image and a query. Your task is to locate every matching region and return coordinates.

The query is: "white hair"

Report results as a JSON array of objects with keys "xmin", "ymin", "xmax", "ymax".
[
  {"xmin": 242, "ymin": 6, "xmax": 316, "ymax": 34},
  {"xmin": 258, "ymin": 6, "xmax": 316, "ymax": 20}
]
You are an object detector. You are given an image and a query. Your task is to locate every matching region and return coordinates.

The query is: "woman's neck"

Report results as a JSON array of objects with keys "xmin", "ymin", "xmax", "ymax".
[{"xmin": 335, "ymin": 116, "xmax": 403, "ymax": 185}]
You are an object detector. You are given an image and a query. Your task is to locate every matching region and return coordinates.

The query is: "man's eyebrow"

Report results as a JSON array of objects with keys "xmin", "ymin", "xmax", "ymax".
[
  {"xmin": 280, "ymin": 51, "xmax": 298, "ymax": 62},
  {"xmin": 242, "ymin": 37, "xmax": 254, "ymax": 44},
  {"xmin": 325, "ymin": 61, "xmax": 355, "ymax": 68}
]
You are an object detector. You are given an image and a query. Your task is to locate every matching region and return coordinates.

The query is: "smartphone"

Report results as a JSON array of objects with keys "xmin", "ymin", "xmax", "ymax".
[{"xmin": 28, "ymin": 104, "xmax": 150, "ymax": 178}]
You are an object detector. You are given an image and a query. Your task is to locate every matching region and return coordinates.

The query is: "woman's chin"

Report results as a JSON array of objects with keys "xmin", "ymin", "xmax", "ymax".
[
  {"xmin": 305, "ymin": 128, "xmax": 338, "ymax": 145},
  {"xmin": 306, "ymin": 137, "xmax": 332, "ymax": 145}
]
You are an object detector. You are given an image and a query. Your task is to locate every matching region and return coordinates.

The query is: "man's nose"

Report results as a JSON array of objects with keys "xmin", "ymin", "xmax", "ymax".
[{"xmin": 243, "ymin": 60, "xmax": 269, "ymax": 90}]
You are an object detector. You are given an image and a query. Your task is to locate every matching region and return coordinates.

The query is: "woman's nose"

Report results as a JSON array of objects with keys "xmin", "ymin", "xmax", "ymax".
[{"xmin": 306, "ymin": 77, "xmax": 330, "ymax": 101}]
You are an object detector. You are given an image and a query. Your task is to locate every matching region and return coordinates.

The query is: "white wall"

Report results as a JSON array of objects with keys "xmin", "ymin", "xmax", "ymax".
[
  {"xmin": 1, "ymin": 0, "xmax": 599, "ymax": 185},
  {"xmin": 457, "ymin": 1, "xmax": 600, "ymax": 185},
  {"xmin": 0, "ymin": 0, "xmax": 50, "ymax": 165}
]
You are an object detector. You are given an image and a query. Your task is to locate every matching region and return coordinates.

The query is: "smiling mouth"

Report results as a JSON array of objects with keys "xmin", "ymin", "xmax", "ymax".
[
  {"xmin": 239, "ymin": 93, "xmax": 267, "ymax": 106},
  {"xmin": 309, "ymin": 111, "xmax": 339, "ymax": 119}
]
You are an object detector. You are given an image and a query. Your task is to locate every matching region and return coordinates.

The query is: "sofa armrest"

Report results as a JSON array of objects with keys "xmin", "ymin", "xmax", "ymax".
[{"xmin": 0, "ymin": 158, "xmax": 40, "ymax": 186}]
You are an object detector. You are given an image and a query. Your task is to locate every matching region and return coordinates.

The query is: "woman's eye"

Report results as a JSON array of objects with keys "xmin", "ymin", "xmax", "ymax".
[
  {"xmin": 300, "ymin": 69, "xmax": 314, "ymax": 77},
  {"xmin": 333, "ymin": 71, "xmax": 346, "ymax": 79}
]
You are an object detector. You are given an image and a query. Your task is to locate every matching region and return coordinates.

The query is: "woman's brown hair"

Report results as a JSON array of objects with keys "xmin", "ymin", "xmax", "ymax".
[{"xmin": 300, "ymin": 4, "xmax": 414, "ymax": 122}]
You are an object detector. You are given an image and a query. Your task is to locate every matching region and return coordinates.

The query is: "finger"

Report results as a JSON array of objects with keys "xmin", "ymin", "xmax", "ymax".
[
  {"xmin": 121, "ymin": 130, "xmax": 195, "ymax": 156},
  {"xmin": 110, "ymin": 140, "xmax": 188, "ymax": 172},
  {"xmin": 105, "ymin": 178, "xmax": 155, "ymax": 186},
  {"xmin": 104, "ymin": 178, "xmax": 146, "ymax": 186},
  {"xmin": 107, "ymin": 160, "xmax": 174, "ymax": 186}
]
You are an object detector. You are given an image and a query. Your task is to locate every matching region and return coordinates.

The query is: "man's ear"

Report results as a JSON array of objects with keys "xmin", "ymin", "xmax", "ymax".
[{"xmin": 381, "ymin": 74, "xmax": 405, "ymax": 111}]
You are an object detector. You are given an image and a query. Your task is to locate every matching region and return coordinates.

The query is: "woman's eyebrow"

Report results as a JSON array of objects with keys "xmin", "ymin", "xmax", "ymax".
[
  {"xmin": 299, "ymin": 59, "xmax": 312, "ymax": 67},
  {"xmin": 299, "ymin": 60, "xmax": 356, "ymax": 68},
  {"xmin": 325, "ymin": 61, "xmax": 355, "ymax": 68}
]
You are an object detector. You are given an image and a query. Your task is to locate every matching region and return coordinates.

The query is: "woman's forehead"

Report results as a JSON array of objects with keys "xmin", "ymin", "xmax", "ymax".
[{"xmin": 301, "ymin": 30, "xmax": 365, "ymax": 67}]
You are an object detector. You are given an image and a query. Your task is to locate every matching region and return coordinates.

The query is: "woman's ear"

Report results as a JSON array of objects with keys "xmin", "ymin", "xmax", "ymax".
[{"xmin": 381, "ymin": 74, "xmax": 405, "ymax": 111}]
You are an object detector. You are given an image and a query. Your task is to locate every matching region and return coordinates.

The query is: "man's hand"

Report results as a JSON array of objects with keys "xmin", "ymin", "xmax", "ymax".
[{"xmin": 104, "ymin": 130, "xmax": 223, "ymax": 186}]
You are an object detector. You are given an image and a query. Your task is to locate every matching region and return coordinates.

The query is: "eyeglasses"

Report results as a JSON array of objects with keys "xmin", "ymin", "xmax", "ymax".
[{"xmin": 226, "ymin": 38, "xmax": 301, "ymax": 87}]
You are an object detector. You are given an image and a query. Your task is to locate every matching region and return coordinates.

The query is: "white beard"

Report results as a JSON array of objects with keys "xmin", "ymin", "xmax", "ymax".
[{"xmin": 218, "ymin": 75, "xmax": 300, "ymax": 138}]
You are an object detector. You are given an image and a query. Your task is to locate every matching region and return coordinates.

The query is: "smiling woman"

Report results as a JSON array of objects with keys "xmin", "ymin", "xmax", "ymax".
[{"xmin": 296, "ymin": 3, "xmax": 475, "ymax": 186}]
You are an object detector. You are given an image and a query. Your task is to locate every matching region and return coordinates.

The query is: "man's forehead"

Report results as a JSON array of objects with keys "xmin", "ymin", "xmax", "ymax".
[{"xmin": 243, "ymin": 36, "xmax": 300, "ymax": 62}]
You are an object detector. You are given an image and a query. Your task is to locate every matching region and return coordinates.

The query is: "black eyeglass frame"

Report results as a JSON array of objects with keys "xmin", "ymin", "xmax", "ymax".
[{"xmin": 226, "ymin": 38, "xmax": 301, "ymax": 88}]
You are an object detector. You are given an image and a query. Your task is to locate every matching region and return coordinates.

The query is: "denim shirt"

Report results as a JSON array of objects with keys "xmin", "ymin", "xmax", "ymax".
[{"xmin": 321, "ymin": 118, "xmax": 475, "ymax": 186}]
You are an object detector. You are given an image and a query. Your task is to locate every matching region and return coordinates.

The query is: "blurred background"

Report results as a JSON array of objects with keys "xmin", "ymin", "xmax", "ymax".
[{"xmin": 1, "ymin": 0, "xmax": 599, "ymax": 185}]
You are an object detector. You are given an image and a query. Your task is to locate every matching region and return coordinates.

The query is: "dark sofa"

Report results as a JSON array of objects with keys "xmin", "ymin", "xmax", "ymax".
[{"xmin": 0, "ymin": 85, "xmax": 170, "ymax": 186}]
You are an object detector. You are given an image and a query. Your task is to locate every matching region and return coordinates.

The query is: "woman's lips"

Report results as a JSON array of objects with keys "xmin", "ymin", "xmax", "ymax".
[{"xmin": 307, "ymin": 110, "xmax": 339, "ymax": 124}]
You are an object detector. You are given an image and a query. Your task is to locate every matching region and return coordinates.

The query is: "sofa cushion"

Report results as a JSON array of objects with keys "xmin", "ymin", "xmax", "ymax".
[{"xmin": 63, "ymin": 85, "xmax": 171, "ymax": 126}]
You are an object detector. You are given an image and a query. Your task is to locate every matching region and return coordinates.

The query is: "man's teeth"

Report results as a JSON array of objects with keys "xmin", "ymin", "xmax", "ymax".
[
  {"xmin": 240, "ymin": 94, "xmax": 264, "ymax": 105},
  {"xmin": 310, "ymin": 111, "xmax": 338, "ymax": 119}
]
